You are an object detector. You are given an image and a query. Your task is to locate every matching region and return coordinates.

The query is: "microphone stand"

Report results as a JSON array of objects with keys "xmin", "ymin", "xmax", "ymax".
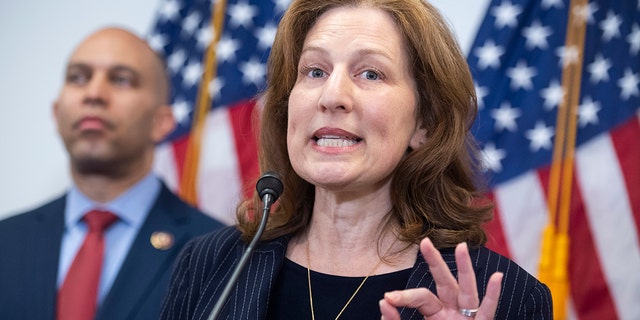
[{"xmin": 207, "ymin": 193, "xmax": 274, "ymax": 320}]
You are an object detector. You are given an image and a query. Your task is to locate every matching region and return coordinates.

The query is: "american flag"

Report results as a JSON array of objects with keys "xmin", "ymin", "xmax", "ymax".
[
  {"xmin": 469, "ymin": 0, "xmax": 640, "ymax": 319},
  {"xmin": 148, "ymin": 0, "xmax": 290, "ymax": 224},
  {"xmin": 147, "ymin": 0, "xmax": 640, "ymax": 318}
]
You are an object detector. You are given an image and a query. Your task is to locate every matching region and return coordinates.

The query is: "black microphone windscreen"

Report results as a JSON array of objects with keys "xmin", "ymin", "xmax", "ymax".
[{"xmin": 256, "ymin": 171, "xmax": 284, "ymax": 201}]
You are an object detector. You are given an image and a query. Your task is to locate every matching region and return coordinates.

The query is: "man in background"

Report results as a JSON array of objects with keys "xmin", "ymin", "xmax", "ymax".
[{"xmin": 0, "ymin": 27, "xmax": 224, "ymax": 319}]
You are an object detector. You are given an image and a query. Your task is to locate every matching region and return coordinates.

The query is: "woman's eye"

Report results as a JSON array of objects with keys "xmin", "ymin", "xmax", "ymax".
[
  {"xmin": 362, "ymin": 70, "xmax": 380, "ymax": 80},
  {"xmin": 308, "ymin": 68, "xmax": 324, "ymax": 78}
]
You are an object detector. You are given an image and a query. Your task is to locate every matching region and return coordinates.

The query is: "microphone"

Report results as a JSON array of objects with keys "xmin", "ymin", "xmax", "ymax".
[
  {"xmin": 256, "ymin": 171, "xmax": 284, "ymax": 210},
  {"xmin": 207, "ymin": 171, "xmax": 283, "ymax": 320}
]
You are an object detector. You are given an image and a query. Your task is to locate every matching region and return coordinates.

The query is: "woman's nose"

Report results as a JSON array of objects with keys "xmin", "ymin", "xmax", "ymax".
[{"xmin": 318, "ymin": 70, "xmax": 354, "ymax": 113}]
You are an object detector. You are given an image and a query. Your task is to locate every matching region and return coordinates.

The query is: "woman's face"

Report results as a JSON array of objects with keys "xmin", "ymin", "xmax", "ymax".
[{"xmin": 287, "ymin": 6, "xmax": 426, "ymax": 193}]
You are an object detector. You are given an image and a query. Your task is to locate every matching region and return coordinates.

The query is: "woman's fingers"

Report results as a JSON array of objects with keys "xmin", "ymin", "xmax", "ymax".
[
  {"xmin": 476, "ymin": 272, "xmax": 503, "ymax": 319},
  {"xmin": 455, "ymin": 242, "xmax": 480, "ymax": 311},
  {"xmin": 380, "ymin": 288, "xmax": 443, "ymax": 318},
  {"xmin": 381, "ymin": 239, "xmax": 503, "ymax": 319},
  {"xmin": 420, "ymin": 238, "xmax": 459, "ymax": 306},
  {"xmin": 379, "ymin": 298, "xmax": 401, "ymax": 320}
]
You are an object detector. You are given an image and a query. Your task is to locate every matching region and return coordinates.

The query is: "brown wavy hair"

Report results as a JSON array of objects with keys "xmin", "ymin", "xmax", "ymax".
[{"xmin": 237, "ymin": 0, "xmax": 493, "ymax": 248}]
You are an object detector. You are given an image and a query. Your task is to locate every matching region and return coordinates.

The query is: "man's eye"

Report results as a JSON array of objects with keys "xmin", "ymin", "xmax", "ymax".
[
  {"xmin": 111, "ymin": 75, "xmax": 134, "ymax": 87},
  {"xmin": 66, "ymin": 73, "xmax": 89, "ymax": 84}
]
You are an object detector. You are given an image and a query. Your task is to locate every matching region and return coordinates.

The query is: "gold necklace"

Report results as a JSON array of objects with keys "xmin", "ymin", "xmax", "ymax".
[{"xmin": 306, "ymin": 240, "xmax": 383, "ymax": 320}]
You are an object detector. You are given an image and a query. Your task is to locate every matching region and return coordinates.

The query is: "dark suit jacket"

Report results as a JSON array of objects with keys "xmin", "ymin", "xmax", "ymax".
[
  {"xmin": 0, "ymin": 183, "xmax": 224, "ymax": 320},
  {"xmin": 161, "ymin": 226, "xmax": 552, "ymax": 320}
]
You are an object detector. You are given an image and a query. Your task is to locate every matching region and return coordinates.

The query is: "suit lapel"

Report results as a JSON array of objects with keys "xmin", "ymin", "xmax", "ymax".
[
  {"xmin": 97, "ymin": 186, "xmax": 189, "ymax": 320},
  {"xmin": 210, "ymin": 236, "xmax": 288, "ymax": 319},
  {"xmin": 33, "ymin": 197, "xmax": 66, "ymax": 319}
]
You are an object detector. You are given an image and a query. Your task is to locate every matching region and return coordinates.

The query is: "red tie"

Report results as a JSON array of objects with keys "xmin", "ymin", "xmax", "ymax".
[{"xmin": 57, "ymin": 210, "xmax": 118, "ymax": 320}]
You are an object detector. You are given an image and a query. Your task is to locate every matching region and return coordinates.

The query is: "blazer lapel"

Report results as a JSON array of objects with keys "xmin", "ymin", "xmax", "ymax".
[
  {"xmin": 31, "ymin": 197, "xmax": 66, "ymax": 319},
  {"xmin": 210, "ymin": 236, "xmax": 288, "ymax": 320},
  {"xmin": 97, "ymin": 186, "xmax": 192, "ymax": 320}
]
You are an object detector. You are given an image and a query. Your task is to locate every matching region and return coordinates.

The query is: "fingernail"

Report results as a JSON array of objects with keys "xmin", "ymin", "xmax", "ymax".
[{"xmin": 386, "ymin": 292, "xmax": 400, "ymax": 300}]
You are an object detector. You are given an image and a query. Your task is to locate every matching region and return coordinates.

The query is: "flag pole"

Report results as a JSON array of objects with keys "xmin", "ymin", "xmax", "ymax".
[
  {"xmin": 179, "ymin": 0, "xmax": 228, "ymax": 205},
  {"xmin": 538, "ymin": 1, "xmax": 588, "ymax": 319}
]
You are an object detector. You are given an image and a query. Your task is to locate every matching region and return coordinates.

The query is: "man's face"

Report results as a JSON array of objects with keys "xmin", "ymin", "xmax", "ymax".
[{"xmin": 53, "ymin": 29, "xmax": 172, "ymax": 176}]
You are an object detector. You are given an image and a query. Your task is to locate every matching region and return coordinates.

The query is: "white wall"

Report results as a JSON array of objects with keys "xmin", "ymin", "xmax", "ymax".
[{"xmin": 0, "ymin": 0, "xmax": 489, "ymax": 220}]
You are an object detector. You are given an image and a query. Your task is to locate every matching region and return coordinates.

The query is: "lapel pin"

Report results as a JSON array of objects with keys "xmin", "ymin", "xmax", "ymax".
[{"xmin": 150, "ymin": 231, "xmax": 174, "ymax": 250}]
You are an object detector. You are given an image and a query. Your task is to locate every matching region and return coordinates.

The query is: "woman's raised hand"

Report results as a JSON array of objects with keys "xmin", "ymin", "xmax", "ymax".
[{"xmin": 379, "ymin": 238, "xmax": 503, "ymax": 319}]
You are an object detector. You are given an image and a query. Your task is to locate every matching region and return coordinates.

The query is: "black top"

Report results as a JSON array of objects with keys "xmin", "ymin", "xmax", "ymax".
[{"xmin": 266, "ymin": 258, "xmax": 412, "ymax": 320}]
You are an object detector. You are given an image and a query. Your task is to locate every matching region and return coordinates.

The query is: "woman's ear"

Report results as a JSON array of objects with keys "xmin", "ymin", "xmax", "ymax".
[{"xmin": 409, "ymin": 124, "xmax": 427, "ymax": 150}]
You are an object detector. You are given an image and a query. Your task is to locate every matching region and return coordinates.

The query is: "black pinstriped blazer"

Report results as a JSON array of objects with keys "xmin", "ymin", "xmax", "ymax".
[{"xmin": 160, "ymin": 226, "xmax": 552, "ymax": 319}]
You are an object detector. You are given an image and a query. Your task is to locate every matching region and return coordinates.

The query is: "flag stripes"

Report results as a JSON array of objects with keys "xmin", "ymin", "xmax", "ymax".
[{"xmin": 486, "ymin": 115, "xmax": 640, "ymax": 319}]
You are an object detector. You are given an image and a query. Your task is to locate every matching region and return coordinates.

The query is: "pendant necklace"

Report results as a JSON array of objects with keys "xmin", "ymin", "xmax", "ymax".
[{"xmin": 306, "ymin": 240, "xmax": 383, "ymax": 320}]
